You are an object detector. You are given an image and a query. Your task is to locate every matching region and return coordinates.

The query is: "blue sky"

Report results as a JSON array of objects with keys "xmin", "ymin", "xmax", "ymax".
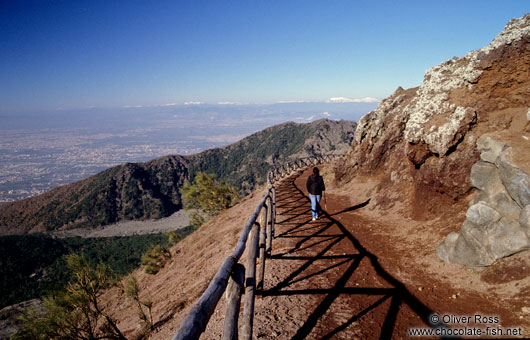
[{"xmin": 1, "ymin": 1, "xmax": 529, "ymax": 113}]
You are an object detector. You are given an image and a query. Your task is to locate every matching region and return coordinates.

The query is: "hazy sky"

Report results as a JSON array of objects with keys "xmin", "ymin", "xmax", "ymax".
[{"xmin": 1, "ymin": 1, "xmax": 529, "ymax": 113}]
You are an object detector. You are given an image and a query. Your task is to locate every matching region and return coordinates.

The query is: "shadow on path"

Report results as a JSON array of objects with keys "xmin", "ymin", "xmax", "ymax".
[{"xmin": 259, "ymin": 170, "xmax": 454, "ymax": 340}]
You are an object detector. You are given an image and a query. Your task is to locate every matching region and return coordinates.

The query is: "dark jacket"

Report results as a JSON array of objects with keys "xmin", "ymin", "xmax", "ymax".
[{"xmin": 306, "ymin": 174, "xmax": 325, "ymax": 195}]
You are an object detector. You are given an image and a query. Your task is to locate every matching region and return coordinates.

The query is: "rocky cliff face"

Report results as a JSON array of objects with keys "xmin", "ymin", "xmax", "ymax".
[
  {"xmin": 0, "ymin": 155, "xmax": 190, "ymax": 235},
  {"xmin": 335, "ymin": 14, "xmax": 530, "ymax": 267}
]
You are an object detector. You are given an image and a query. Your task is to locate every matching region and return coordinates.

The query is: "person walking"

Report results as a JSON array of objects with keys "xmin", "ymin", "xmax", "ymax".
[{"xmin": 306, "ymin": 167, "xmax": 326, "ymax": 221}]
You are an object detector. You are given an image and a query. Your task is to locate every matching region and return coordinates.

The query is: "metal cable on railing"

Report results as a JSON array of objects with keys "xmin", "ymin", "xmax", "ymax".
[{"xmin": 172, "ymin": 153, "xmax": 341, "ymax": 340}]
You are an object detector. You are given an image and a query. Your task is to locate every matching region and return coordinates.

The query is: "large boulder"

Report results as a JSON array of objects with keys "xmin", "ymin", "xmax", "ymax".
[
  {"xmin": 476, "ymin": 136, "xmax": 508, "ymax": 163},
  {"xmin": 470, "ymin": 162, "xmax": 504, "ymax": 196},
  {"xmin": 465, "ymin": 201, "xmax": 501, "ymax": 226},
  {"xmin": 520, "ymin": 205, "xmax": 530, "ymax": 236},
  {"xmin": 438, "ymin": 134, "xmax": 530, "ymax": 268}
]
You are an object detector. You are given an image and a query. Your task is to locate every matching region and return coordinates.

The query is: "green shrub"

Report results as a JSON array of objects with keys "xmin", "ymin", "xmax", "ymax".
[
  {"xmin": 180, "ymin": 172, "xmax": 239, "ymax": 218},
  {"xmin": 124, "ymin": 275, "xmax": 153, "ymax": 330},
  {"xmin": 189, "ymin": 211, "xmax": 207, "ymax": 229},
  {"xmin": 141, "ymin": 245, "xmax": 171, "ymax": 274},
  {"xmin": 167, "ymin": 230, "xmax": 183, "ymax": 245}
]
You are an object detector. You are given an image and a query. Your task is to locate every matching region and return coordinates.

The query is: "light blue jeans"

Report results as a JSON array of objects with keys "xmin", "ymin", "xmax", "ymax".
[{"xmin": 309, "ymin": 194, "xmax": 321, "ymax": 219}]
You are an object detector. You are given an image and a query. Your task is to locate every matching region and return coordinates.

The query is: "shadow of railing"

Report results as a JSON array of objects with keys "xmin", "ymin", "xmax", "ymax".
[
  {"xmin": 172, "ymin": 155, "xmax": 341, "ymax": 340},
  {"xmin": 172, "ymin": 156, "xmax": 456, "ymax": 340},
  {"xmin": 258, "ymin": 172, "xmax": 455, "ymax": 340}
]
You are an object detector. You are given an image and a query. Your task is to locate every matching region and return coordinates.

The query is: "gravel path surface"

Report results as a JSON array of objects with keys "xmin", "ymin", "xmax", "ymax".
[{"xmin": 204, "ymin": 169, "xmax": 530, "ymax": 339}]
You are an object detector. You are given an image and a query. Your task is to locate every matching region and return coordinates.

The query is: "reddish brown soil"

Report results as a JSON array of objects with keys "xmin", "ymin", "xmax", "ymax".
[
  {"xmin": 104, "ymin": 166, "xmax": 530, "ymax": 340},
  {"xmin": 236, "ymin": 169, "xmax": 528, "ymax": 339}
]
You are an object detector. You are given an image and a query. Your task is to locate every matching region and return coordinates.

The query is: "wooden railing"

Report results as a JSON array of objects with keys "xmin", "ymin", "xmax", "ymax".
[
  {"xmin": 172, "ymin": 186, "xmax": 274, "ymax": 340},
  {"xmin": 172, "ymin": 153, "xmax": 344, "ymax": 340},
  {"xmin": 268, "ymin": 153, "xmax": 346, "ymax": 183}
]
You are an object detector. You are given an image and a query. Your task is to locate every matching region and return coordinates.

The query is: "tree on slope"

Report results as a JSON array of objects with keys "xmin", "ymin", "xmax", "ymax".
[
  {"xmin": 13, "ymin": 255, "xmax": 127, "ymax": 340},
  {"xmin": 180, "ymin": 172, "xmax": 239, "ymax": 228}
]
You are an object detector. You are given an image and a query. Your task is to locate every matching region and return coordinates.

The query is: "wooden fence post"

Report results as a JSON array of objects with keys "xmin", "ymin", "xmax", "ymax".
[
  {"xmin": 272, "ymin": 187, "xmax": 276, "ymax": 238},
  {"xmin": 266, "ymin": 195, "xmax": 273, "ymax": 256},
  {"xmin": 222, "ymin": 263, "xmax": 245, "ymax": 340},
  {"xmin": 258, "ymin": 203, "xmax": 268, "ymax": 290},
  {"xmin": 241, "ymin": 222, "xmax": 260, "ymax": 340}
]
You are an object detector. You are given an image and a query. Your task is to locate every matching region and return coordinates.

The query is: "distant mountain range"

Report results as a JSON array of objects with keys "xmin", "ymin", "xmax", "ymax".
[{"xmin": 0, "ymin": 118, "xmax": 356, "ymax": 235}]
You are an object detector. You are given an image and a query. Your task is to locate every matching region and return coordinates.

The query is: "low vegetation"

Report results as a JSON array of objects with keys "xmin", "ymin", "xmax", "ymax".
[
  {"xmin": 124, "ymin": 275, "xmax": 154, "ymax": 330},
  {"xmin": 180, "ymin": 172, "xmax": 239, "ymax": 228},
  {"xmin": 140, "ymin": 244, "xmax": 172, "ymax": 275},
  {"xmin": 12, "ymin": 255, "xmax": 141, "ymax": 340},
  {"xmin": 0, "ymin": 228, "xmax": 194, "ymax": 309}
]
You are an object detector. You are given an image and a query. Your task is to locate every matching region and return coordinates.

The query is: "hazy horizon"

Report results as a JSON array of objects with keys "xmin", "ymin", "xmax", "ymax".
[{"xmin": 0, "ymin": 101, "xmax": 377, "ymax": 203}]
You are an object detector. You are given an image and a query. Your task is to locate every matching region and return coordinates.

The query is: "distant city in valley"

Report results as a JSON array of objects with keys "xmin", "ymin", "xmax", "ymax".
[
  {"xmin": 0, "ymin": 128, "xmax": 207, "ymax": 203},
  {"xmin": 0, "ymin": 101, "xmax": 377, "ymax": 203}
]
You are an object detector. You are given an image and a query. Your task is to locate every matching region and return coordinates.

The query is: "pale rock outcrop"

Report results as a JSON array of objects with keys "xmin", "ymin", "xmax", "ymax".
[
  {"xmin": 483, "ymin": 14, "xmax": 530, "ymax": 53},
  {"xmin": 334, "ymin": 86, "xmax": 416, "ymax": 183},
  {"xmin": 403, "ymin": 14, "xmax": 530, "ymax": 157},
  {"xmin": 438, "ymin": 134, "xmax": 530, "ymax": 268},
  {"xmin": 354, "ymin": 87, "xmax": 410, "ymax": 146}
]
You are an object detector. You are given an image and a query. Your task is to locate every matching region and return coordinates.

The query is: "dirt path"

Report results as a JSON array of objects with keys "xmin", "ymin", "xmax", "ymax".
[
  {"xmin": 247, "ymin": 169, "xmax": 528, "ymax": 339},
  {"xmin": 250, "ymin": 170, "xmax": 432, "ymax": 339}
]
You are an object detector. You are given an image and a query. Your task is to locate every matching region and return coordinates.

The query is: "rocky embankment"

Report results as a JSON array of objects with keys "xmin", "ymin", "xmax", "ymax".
[{"xmin": 335, "ymin": 14, "xmax": 530, "ymax": 268}]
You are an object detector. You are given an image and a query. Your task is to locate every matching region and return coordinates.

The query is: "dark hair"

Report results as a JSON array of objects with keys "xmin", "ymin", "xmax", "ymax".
[{"xmin": 313, "ymin": 167, "xmax": 319, "ymax": 174}]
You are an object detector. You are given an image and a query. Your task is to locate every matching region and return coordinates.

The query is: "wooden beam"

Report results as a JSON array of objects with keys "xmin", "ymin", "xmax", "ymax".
[
  {"xmin": 266, "ymin": 195, "xmax": 273, "ymax": 256},
  {"xmin": 173, "ymin": 188, "xmax": 270, "ymax": 340},
  {"xmin": 172, "ymin": 256, "xmax": 236, "ymax": 340},
  {"xmin": 222, "ymin": 264, "xmax": 245, "ymax": 340},
  {"xmin": 258, "ymin": 204, "xmax": 268, "ymax": 290},
  {"xmin": 272, "ymin": 187, "xmax": 276, "ymax": 239},
  {"xmin": 232, "ymin": 189, "xmax": 270, "ymax": 260}
]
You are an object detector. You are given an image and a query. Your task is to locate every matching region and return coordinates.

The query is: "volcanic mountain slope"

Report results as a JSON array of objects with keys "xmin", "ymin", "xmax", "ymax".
[
  {"xmin": 334, "ymin": 13, "xmax": 530, "ymax": 268},
  {"xmin": 39, "ymin": 15, "xmax": 530, "ymax": 340},
  {"xmin": 186, "ymin": 118, "xmax": 356, "ymax": 194},
  {"xmin": 0, "ymin": 118, "xmax": 356, "ymax": 235}
]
